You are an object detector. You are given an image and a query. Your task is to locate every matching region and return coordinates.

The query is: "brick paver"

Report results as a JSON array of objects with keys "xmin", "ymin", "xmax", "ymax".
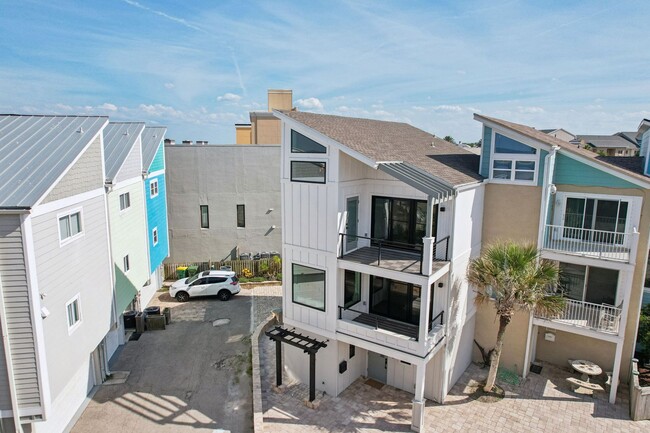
[{"xmin": 260, "ymin": 332, "xmax": 650, "ymax": 432}]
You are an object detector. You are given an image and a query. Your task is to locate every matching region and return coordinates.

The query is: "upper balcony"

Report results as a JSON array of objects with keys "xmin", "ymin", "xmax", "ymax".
[
  {"xmin": 534, "ymin": 298, "xmax": 622, "ymax": 336},
  {"xmin": 542, "ymin": 224, "xmax": 633, "ymax": 263},
  {"xmin": 337, "ymin": 233, "xmax": 450, "ymax": 277}
]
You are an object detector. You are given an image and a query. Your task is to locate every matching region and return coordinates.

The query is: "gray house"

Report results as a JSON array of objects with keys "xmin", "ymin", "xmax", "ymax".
[
  {"xmin": 0, "ymin": 115, "xmax": 114, "ymax": 433},
  {"xmin": 165, "ymin": 144, "xmax": 281, "ymax": 262}
]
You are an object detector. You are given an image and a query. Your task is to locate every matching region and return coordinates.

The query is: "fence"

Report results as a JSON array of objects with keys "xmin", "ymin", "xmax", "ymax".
[{"xmin": 163, "ymin": 258, "xmax": 279, "ymax": 280}]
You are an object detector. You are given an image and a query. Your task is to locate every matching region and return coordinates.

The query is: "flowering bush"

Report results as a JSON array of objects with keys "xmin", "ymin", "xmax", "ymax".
[{"xmin": 242, "ymin": 268, "xmax": 253, "ymax": 278}]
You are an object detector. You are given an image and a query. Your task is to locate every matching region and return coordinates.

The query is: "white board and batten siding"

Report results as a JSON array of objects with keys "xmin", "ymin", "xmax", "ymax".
[{"xmin": 0, "ymin": 214, "xmax": 43, "ymax": 417}]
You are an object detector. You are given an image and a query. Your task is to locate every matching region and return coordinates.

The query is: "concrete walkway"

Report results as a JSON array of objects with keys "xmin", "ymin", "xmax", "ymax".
[{"xmin": 261, "ymin": 333, "xmax": 650, "ymax": 432}]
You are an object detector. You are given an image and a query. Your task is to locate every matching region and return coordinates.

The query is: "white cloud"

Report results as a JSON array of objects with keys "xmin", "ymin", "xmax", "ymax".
[
  {"xmin": 164, "ymin": 82, "xmax": 175, "ymax": 89},
  {"xmin": 411, "ymin": 106, "xmax": 427, "ymax": 111},
  {"xmin": 518, "ymin": 106, "xmax": 545, "ymax": 114},
  {"xmin": 98, "ymin": 103, "xmax": 118, "ymax": 111},
  {"xmin": 296, "ymin": 97, "xmax": 323, "ymax": 110},
  {"xmin": 432, "ymin": 105, "xmax": 463, "ymax": 112},
  {"xmin": 217, "ymin": 92, "xmax": 242, "ymax": 102}
]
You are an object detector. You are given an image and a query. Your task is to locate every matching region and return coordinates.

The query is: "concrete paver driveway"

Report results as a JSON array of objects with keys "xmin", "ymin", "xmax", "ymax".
[{"xmin": 73, "ymin": 289, "xmax": 257, "ymax": 433}]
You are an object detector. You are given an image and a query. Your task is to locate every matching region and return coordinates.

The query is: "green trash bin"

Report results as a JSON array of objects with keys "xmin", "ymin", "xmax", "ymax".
[
  {"xmin": 176, "ymin": 266, "xmax": 188, "ymax": 279},
  {"xmin": 187, "ymin": 265, "xmax": 199, "ymax": 277}
]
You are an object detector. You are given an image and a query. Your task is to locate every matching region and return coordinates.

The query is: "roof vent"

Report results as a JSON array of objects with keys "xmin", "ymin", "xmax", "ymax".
[
  {"xmin": 123, "ymin": 131, "xmax": 129, "ymax": 136},
  {"xmin": 431, "ymin": 141, "xmax": 435, "ymax": 148},
  {"xmin": 77, "ymin": 126, "xmax": 84, "ymax": 133}
]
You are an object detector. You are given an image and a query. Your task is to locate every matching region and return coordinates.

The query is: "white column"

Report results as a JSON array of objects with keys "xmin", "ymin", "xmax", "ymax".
[
  {"xmin": 418, "ymin": 278, "xmax": 433, "ymax": 344},
  {"xmin": 609, "ymin": 340, "xmax": 624, "ymax": 404},
  {"xmin": 522, "ymin": 315, "xmax": 535, "ymax": 379},
  {"xmin": 411, "ymin": 361, "xmax": 427, "ymax": 432}
]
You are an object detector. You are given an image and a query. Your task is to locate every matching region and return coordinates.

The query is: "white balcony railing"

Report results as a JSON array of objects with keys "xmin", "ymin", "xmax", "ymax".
[
  {"xmin": 542, "ymin": 224, "xmax": 632, "ymax": 262},
  {"xmin": 535, "ymin": 298, "xmax": 622, "ymax": 334}
]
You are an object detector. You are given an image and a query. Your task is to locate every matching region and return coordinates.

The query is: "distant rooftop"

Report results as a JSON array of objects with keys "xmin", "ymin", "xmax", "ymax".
[
  {"xmin": 574, "ymin": 134, "xmax": 638, "ymax": 149},
  {"xmin": 0, "ymin": 115, "xmax": 107, "ymax": 209}
]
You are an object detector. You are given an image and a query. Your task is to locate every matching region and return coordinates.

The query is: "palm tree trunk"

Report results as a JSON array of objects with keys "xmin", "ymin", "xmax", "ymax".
[{"xmin": 484, "ymin": 314, "xmax": 511, "ymax": 392}]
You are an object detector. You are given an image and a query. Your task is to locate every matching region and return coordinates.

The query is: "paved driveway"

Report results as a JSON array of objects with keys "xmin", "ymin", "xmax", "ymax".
[{"xmin": 73, "ymin": 289, "xmax": 258, "ymax": 433}]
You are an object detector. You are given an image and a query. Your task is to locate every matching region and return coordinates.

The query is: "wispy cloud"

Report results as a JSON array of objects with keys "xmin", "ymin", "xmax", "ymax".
[
  {"xmin": 217, "ymin": 92, "xmax": 242, "ymax": 102},
  {"xmin": 121, "ymin": 0, "xmax": 208, "ymax": 34}
]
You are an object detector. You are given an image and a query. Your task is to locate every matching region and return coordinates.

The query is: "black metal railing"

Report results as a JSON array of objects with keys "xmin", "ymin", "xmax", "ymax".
[
  {"xmin": 338, "ymin": 305, "xmax": 420, "ymax": 340},
  {"xmin": 428, "ymin": 310, "xmax": 444, "ymax": 333},
  {"xmin": 338, "ymin": 233, "xmax": 450, "ymax": 275}
]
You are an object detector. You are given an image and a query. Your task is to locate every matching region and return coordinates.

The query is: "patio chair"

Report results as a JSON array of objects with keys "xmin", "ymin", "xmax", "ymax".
[{"xmin": 598, "ymin": 302, "xmax": 622, "ymax": 332}]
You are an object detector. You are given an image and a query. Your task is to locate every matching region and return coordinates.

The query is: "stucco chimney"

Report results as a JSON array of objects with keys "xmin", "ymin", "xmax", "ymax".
[{"xmin": 268, "ymin": 89, "xmax": 293, "ymax": 112}]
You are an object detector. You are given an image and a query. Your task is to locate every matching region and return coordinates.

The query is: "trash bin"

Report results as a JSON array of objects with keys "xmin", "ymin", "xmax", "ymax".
[
  {"xmin": 135, "ymin": 312, "xmax": 145, "ymax": 333},
  {"xmin": 143, "ymin": 306, "xmax": 161, "ymax": 316},
  {"xmin": 187, "ymin": 265, "xmax": 199, "ymax": 277},
  {"xmin": 146, "ymin": 314, "xmax": 166, "ymax": 331},
  {"xmin": 176, "ymin": 266, "xmax": 188, "ymax": 279},
  {"xmin": 123, "ymin": 310, "xmax": 137, "ymax": 329},
  {"xmin": 162, "ymin": 307, "xmax": 171, "ymax": 325}
]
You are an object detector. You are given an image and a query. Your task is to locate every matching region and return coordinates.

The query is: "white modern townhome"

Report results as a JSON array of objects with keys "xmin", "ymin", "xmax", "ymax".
[
  {"xmin": 0, "ymin": 115, "xmax": 114, "ymax": 433},
  {"xmin": 102, "ymin": 122, "xmax": 151, "ymax": 359},
  {"xmin": 270, "ymin": 111, "xmax": 485, "ymax": 431}
]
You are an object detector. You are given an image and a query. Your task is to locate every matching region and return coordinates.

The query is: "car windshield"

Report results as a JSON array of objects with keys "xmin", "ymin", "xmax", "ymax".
[{"xmin": 186, "ymin": 273, "xmax": 200, "ymax": 284}]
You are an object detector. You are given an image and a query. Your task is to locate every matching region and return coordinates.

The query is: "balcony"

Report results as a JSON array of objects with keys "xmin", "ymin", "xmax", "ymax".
[
  {"xmin": 337, "ymin": 305, "xmax": 445, "ymax": 354},
  {"xmin": 542, "ymin": 224, "xmax": 633, "ymax": 263},
  {"xmin": 534, "ymin": 298, "xmax": 622, "ymax": 335},
  {"xmin": 338, "ymin": 234, "xmax": 449, "ymax": 276}
]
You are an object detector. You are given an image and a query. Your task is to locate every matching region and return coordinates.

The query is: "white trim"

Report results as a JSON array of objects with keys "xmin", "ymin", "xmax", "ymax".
[
  {"xmin": 149, "ymin": 178, "xmax": 159, "ymax": 198},
  {"xmin": 531, "ymin": 317, "xmax": 622, "ymax": 343},
  {"xmin": 147, "ymin": 169, "xmax": 166, "ymax": 178},
  {"xmin": 540, "ymin": 250, "xmax": 635, "ymax": 271},
  {"xmin": 57, "ymin": 207, "xmax": 84, "ymax": 247},
  {"xmin": 31, "ymin": 187, "xmax": 103, "ymax": 217},
  {"xmin": 21, "ymin": 214, "xmax": 50, "ymax": 420},
  {"xmin": 113, "ymin": 176, "xmax": 142, "ymax": 190},
  {"xmin": 0, "ymin": 406, "xmax": 43, "ymax": 418},
  {"xmin": 66, "ymin": 293, "xmax": 82, "ymax": 335},
  {"xmin": 32, "ymin": 122, "xmax": 108, "ymax": 208}
]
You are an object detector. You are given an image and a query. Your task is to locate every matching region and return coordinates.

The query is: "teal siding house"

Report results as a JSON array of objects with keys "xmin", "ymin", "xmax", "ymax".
[{"xmin": 140, "ymin": 127, "xmax": 169, "ymax": 306}]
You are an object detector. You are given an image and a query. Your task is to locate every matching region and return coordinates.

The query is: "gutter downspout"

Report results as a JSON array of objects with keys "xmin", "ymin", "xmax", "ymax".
[{"xmin": 523, "ymin": 145, "xmax": 559, "ymax": 379}]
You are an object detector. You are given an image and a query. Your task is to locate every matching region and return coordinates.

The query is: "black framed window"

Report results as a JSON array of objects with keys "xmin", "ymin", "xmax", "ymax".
[
  {"xmin": 291, "ymin": 161, "xmax": 326, "ymax": 184},
  {"xmin": 292, "ymin": 264, "xmax": 325, "ymax": 311},
  {"xmin": 200, "ymin": 205, "xmax": 209, "ymax": 228},
  {"xmin": 237, "ymin": 204, "xmax": 245, "ymax": 228},
  {"xmin": 370, "ymin": 276, "xmax": 422, "ymax": 325},
  {"xmin": 371, "ymin": 196, "xmax": 437, "ymax": 248},
  {"xmin": 291, "ymin": 130, "xmax": 326, "ymax": 153},
  {"xmin": 349, "ymin": 345, "xmax": 355, "ymax": 359},
  {"xmin": 344, "ymin": 270, "xmax": 361, "ymax": 308}
]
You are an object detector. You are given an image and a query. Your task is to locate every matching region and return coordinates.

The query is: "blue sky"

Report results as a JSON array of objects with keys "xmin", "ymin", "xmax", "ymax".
[{"xmin": 1, "ymin": 0, "xmax": 648, "ymax": 143}]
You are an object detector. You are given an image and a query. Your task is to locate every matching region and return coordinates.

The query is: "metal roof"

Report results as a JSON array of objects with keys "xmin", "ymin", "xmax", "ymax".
[
  {"xmin": 141, "ymin": 126, "xmax": 167, "ymax": 170},
  {"xmin": 103, "ymin": 122, "xmax": 145, "ymax": 180},
  {"xmin": 0, "ymin": 115, "xmax": 108, "ymax": 209},
  {"xmin": 378, "ymin": 162, "xmax": 455, "ymax": 202}
]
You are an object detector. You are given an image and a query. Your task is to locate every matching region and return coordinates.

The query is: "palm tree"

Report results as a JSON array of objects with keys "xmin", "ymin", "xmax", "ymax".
[{"xmin": 467, "ymin": 241, "xmax": 565, "ymax": 392}]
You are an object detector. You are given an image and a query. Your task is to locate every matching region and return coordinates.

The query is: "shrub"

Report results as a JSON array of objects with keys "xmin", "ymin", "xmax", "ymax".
[
  {"xmin": 251, "ymin": 277, "xmax": 266, "ymax": 282},
  {"xmin": 238, "ymin": 277, "xmax": 250, "ymax": 283},
  {"xmin": 242, "ymin": 268, "xmax": 253, "ymax": 278},
  {"xmin": 276, "ymin": 273, "xmax": 282, "ymax": 281}
]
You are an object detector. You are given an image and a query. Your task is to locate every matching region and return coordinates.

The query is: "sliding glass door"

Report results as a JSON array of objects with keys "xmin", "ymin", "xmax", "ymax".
[
  {"xmin": 563, "ymin": 198, "xmax": 628, "ymax": 243},
  {"xmin": 371, "ymin": 196, "xmax": 437, "ymax": 249},
  {"xmin": 370, "ymin": 276, "xmax": 423, "ymax": 325}
]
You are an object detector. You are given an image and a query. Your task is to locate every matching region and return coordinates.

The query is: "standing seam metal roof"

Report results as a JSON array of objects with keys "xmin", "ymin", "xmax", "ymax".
[
  {"xmin": 141, "ymin": 126, "xmax": 167, "ymax": 170},
  {"xmin": 0, "ymin": 115, "xmax": 108, "ymax": 208},
  {"xmin": 103, "ymin": 122, "xmax": 146, "ymax": 180}
]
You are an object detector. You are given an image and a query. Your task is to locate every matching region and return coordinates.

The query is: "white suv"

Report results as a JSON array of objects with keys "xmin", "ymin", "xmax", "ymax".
[{"xmin": 170, "ymin": 270, "xmax": 241, "ymax": 302}]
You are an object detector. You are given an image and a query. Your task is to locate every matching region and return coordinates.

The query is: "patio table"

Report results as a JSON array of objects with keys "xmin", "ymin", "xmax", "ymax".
[{"xmin": 570, "ymin": 359, "xmax": 602, "ymax": 382}]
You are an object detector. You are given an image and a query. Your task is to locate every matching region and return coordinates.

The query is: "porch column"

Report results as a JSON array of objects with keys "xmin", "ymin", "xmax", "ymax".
[
  {"xmin": 609, "ymin": 340, "xmax": 624, "ymax": 404},
  {"xmin": 418, "ymin": 279, "xmax": 433, "ymax": 343},
  {"xmin": 309, "ymin": 352, "xmax": 316, "ymax": 402},
  {"xmin": 522, "ymin": 315, "xmax": 535, "ymax": 379},
  {"xmin": 275, "ymin": 340, "xmax": 282, "ymax": 387},
  {"xmin": 422, "ymin": 195, "xmax": 435, "ymax": 276},
  {"xmin": 411, "ymin": 361, "xmax": 427, "ymax": 432}
]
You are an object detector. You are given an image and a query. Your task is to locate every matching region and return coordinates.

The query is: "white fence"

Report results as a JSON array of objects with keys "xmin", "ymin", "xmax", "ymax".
[
  {"xmin": 542, "ymin": 224, "xmax": 631, "ymax": 262},
  {"xmin": 535, "ymin": 298, "xmax": 622, "ymax": 334}
]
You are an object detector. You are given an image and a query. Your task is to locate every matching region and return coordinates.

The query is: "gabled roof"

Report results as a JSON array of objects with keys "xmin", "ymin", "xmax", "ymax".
[
  {"xmin": 0, "ymin": 114, "xmax": 108, "ymax": 209},
  {"xmin": 280, "ymin": 111, "xmax": 482, "ymax": 187},
  {"xmin": 141, "ymin": 126, "xmax": 167, "ymax": 170},
  {"xmin": 574, "ymin": 134, "xmax": 638, "ymax": 149},
  {"xmin": 475, "ymin": 114, "xmax": 650, "ymax": 184},
  {"xmin": 103, "ymin": 122, "xmax": 145, "ymax": 181},
  {"xmin": 616, "ymin": 131, "xmax": 639, "ymax": 145}
]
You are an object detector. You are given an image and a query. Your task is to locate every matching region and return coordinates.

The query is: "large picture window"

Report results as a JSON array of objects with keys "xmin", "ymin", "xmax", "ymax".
[
  {"xmin": 291, "ymin": 161, "xmax": 326, "ymax": 184},
  {"xmin": 292, "ymin": 264, "xmax": 325, "ymax": 311},
  {"xmin": 291, "ymin": 130, "xmax": 326, "ymax": 153}
]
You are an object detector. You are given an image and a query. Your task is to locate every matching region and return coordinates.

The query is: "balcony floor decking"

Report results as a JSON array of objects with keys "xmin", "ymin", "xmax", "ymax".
[{"xmin": 340, "ymin": 246, "xmax": 447, "ymax": 275}]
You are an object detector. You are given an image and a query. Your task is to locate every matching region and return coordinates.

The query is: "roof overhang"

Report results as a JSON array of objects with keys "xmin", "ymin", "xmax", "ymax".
[
  {"xmin": 637, "ymin": 119, "xmax": 650, "ymax": 139},
  {"xmin": 378, "ymin": 162, "xmax": 455, "ymax": 202}
]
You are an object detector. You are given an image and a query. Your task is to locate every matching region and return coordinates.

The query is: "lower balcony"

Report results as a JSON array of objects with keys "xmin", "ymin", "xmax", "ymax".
[
  {"xmin": 534, "ymin": 298, "xmax": 622, "ymax": 335},
  {"xmin": 542, "ymin": 224, "xmax": 632, "ymax": 263}
]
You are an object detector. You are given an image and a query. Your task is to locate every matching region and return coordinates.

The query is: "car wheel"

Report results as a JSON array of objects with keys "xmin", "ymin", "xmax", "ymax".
[
  {"xmin": 175, "ymin": 291, "xmax": 190, "ymax": 302},
  {"xmin": 217, "ymin": 290, "xmax": 231, "ymax": 301}
]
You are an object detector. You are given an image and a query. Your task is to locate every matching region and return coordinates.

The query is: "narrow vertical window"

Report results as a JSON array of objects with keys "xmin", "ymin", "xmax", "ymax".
[
  {"xmin": 150, "ymin": 179, "xmax": 159, "ymax": 198},
  {"xmin": 200, "ymin": 205, "xmax": 209, "ymax": 228},
  {"xmin": 237, "ymin": 204, "xmax": 245, "ymax": 228},
  {"xmin": 66, "ymin": 295, "xmax": 82, "ymax": 333},
  {"xmin": 123, "ymin": 255, "xmax": 130, "ymax": 272},
  {"xmin": 119, "ymin": 192, "xmax": 131, "ymax": 210},
  {"xmin": 152, "ymin": 227, "xmax": 159, "ymax": 246}
]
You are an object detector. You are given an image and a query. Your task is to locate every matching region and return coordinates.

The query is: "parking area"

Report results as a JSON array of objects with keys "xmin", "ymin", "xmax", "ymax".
[{"xmin": 72, "ymin": 285, "xmax": 282, "ymax": 433}]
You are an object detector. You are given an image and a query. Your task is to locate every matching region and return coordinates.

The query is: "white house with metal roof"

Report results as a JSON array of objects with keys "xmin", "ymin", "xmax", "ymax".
[
  {"xmin": 102, "ymin": 122, "xmax": 151, "ymax": 359},
  {"xmin": 270, "ymin": 110, "xmax": 484, "ymax": 431},
  {"xmin": 0, "ymin": 115, "xmax": 114, "ymax": 433}
]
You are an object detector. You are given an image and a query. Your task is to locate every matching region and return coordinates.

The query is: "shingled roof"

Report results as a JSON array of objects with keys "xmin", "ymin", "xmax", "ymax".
[
  {"xmin": 475, "ymin": 114, "xmax": 650, "ymax": 184},
  {"xmin": 282, "ymin": 111, "xmax": 482, "ymax": 187}
]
